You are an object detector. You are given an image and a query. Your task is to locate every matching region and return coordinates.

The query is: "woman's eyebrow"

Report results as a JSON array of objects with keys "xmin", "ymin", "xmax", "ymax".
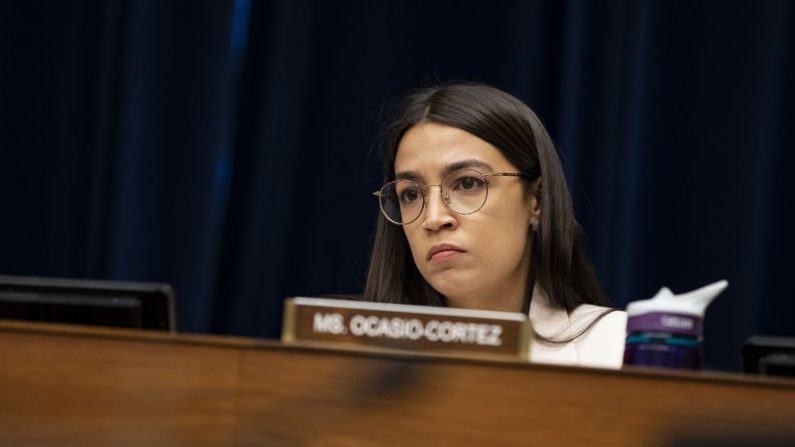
[
  {"xmin": 395, "ymin": 160, "xmax": 495, "ymax": 182},
  {"xmin": 443, "ymin": 159, "xmax": 494, "ymax": 176},
  {"xmin": 395, "ymin": 170, "xmax": 421, "ymax": 181}
]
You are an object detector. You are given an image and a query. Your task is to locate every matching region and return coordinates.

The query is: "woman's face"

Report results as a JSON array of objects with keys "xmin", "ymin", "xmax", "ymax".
[{"xmin": 394, "ymin": 122, "xmax": 540, "ymax": 311}]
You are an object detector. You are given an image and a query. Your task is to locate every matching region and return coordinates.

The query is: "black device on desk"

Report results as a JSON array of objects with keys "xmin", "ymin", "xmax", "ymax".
[
  {"xmin": 0, "ymin": 275, "xmax": 175, "ymax": 331},
  {"xmin": 743, "ymin": 335, "xmax": 795, "ymax": 378}
]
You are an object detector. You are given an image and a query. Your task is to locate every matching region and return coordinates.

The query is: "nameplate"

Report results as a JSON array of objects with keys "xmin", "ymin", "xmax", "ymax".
[{"xmin": 282, "ymin": 297, "xmax": 531, "ymax": 359}]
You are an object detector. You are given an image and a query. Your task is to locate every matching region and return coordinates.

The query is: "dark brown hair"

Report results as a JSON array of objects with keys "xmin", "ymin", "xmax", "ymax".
[{"xmin": 364, "ymin": 83, "xmax": 611, "ymax": 340}]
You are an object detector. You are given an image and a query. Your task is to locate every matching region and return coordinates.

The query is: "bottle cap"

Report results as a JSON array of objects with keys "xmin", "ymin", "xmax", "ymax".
[{"xmin": 626, "ymin": 280, "xmax": 728, "ymax": 337}]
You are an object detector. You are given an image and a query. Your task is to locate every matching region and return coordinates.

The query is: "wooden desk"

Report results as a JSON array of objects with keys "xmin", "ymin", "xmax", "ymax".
[{"xmin": 0, "ymin": 320, "xmax": 792, "ymax": 446}]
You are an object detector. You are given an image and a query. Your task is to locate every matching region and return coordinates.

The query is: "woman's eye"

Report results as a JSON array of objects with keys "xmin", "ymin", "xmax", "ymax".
[
  {"xmin": 400, "ymin": 189, "xmax": 421, "ymax": 203},
  {"xmin": 457, "ymin": 176, "xmax": 484, "ymax": 191}
]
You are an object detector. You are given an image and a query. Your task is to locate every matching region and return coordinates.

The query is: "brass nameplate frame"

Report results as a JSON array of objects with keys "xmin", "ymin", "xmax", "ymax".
[{"xmin": 282, "ymin": 297, "xmax": 531, "ymax": 360}]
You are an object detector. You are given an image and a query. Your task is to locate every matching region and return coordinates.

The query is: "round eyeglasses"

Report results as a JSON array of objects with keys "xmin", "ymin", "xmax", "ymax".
[{"xmin": 373, "ymin": 169, "xmax": 526, "ymax": 225}]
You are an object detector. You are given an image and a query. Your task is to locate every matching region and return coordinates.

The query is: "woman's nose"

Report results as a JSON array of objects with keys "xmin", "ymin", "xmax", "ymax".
[{"xmin": 421, "ymin": 185, "xmax": 458, "ymax": 232}]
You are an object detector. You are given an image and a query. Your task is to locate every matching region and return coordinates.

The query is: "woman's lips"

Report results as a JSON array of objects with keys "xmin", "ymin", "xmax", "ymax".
[
  {"xmin": 426, "ymin": 244, "xmax": 465, "ymax": 262},
  {"xmin": 430, "ymin": 250, "xmax": 462, "ymax": 261}
]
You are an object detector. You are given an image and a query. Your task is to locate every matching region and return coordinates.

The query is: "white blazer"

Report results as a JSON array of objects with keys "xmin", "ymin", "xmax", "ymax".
[{"xmin": 528, "ymin": 288, "xmax": 627, "ymax": 369}]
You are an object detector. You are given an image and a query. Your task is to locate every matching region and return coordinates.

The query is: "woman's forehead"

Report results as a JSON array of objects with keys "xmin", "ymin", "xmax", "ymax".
[{"xmin": 394, "ymin": 123, "xmax": 515, "ymax": 177}]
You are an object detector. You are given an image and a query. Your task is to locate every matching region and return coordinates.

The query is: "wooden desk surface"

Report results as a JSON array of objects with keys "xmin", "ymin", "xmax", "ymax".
[{"xmin": 0, "ymin": 320, "xmax": 792, "ymax": 446}]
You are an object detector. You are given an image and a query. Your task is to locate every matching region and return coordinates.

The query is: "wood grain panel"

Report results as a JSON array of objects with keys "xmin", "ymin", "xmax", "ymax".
[
  {"xmin": 235, "ymin": 347, "xmax": 795, "ymax": 446},
  {"xmin": 0, "ymin": 323, "xmax": 241, "ymax": 446},
  {"xmin": 0, "ymin": 320, "xmax": 793, "ymax": 446}
]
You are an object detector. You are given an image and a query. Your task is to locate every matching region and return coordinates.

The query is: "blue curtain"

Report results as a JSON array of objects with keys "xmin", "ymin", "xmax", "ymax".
[{"xmin": 1, "ymin": 0, "xmax": 792, "ymax": 371}]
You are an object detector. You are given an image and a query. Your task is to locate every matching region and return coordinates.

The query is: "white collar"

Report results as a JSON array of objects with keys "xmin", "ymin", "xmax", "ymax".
[{"xmin": 528, "ymin": 287, "xmax": 579, "ymax": 365}]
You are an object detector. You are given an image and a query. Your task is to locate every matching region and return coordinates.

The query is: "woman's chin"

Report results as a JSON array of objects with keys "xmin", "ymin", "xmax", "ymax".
[{"xmin": 429, "ymin": 281, "xmax": 479, "ymax": 306}]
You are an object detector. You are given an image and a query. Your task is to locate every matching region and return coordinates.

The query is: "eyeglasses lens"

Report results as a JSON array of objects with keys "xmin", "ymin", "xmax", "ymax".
[
  {"xmin": 379, "ymin": 179, "xmax": 423, "ymax": 224},
  {"xmin": 442, "ymin": 169, "xmax": 488, "ymax": 215}
]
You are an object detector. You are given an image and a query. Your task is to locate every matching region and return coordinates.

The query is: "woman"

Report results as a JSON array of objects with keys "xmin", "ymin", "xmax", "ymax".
[{"xmin": 364, "ymin": 83, "xmax": 626, "ymax": 368}]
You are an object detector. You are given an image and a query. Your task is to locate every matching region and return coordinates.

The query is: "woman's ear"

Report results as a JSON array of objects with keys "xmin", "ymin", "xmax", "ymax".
[
  {"xmin": 529, "ymin": 178, "xmax": 542, "ymax": 229},
  {"xmin": 530, "ymin": 206, "xmax": 541, "ymax": 232}
]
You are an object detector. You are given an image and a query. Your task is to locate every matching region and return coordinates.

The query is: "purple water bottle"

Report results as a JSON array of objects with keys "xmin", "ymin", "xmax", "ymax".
[{"xmin": 623, "ymin": 280, "xmax": 728, "ymax": 370}]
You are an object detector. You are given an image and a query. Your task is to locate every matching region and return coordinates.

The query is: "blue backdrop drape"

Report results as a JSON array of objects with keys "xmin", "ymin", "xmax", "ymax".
[{"xmin": 1, "ymin": 0, "xmax": 793, "ymax": 371}]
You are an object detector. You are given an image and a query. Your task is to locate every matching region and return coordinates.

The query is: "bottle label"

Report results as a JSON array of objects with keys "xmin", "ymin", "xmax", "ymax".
[{"xmin": 626, "ymin": 312, "xmax": 703, "ymax": 337}]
